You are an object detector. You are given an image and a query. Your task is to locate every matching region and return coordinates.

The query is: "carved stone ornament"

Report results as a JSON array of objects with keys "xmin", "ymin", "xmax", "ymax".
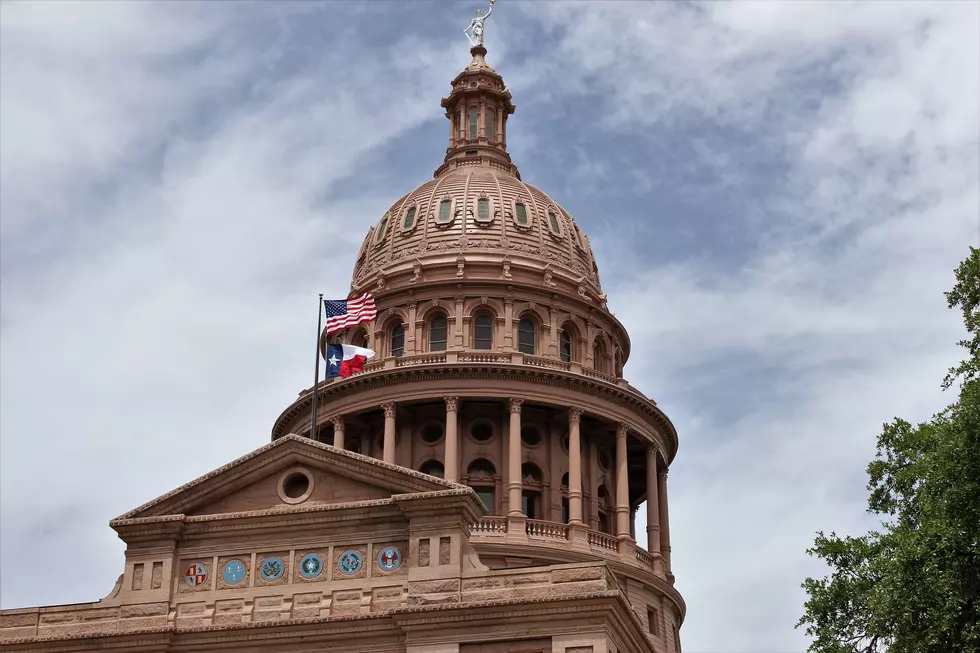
[
  {"xmin": 508, "ymin": 397, "xmax": 524, "ymax": 413},
  {"xmin": 616, "ymin": 423, "xmax": 629, "ymax": 438},
  {"xmin": 382, "ymin": 402, "xmax": 396, "ymax": 418},
  {"xmin": 331, "ymin": 416, "xmax": 344, "ymax": 430},
  {"xmin": 444, "ymin": 396, "xmax": 459, "ymax": 412},
  {"xmin": 411, "ymin": 259, "xmax": 423, "ymax": 283},
  {"xmin": 528, "ymin": 301, "xmax": 536, "ymax": 311},
  {"xmin": 569, "ymin": 407, "xmax": 583, "ymax": 424},
  {"xmin": 456, "ymin": 254, "xmax": 466, "ymax": 278},
  {"xmin": 543, "ymin": 265, "xmax": 557, "ymax": 288},
  {"xmin": 481, "ymin": 295, "xmax": 488, "ymax": 305},
  {"xmin": 502, "ymin": 256, "xmax": 512, "ymax": 280},
  {"xmin": 432, "ymin": 298, "xmax": 440, "ymax": 308},
  {"xmin": 578, "ymin": 285, "xmax": 592, "ymax": 303}
]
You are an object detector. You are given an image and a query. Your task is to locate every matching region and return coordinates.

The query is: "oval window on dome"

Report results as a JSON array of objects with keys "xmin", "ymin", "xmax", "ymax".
[
  {"xmin": 547, "ymin": 211, "xmax": 562, "ymax": 237},
  {"xmin": 402, "ymin": 206, "xmax": 416, "ymax": 231},
  {"xmin": 513, "ymin": 202, "xmax": 530, "ymax": 228},
  {"xmin": 437, "ymin": 198, "xmax": 453, "ymax": 225},
  {"xmin": 375, "ymin": 215, "xmax": 389, "ymax": 245},
  {"xmin": 476, "ymin": 197, "xmax": 490, "ymax": 223}
]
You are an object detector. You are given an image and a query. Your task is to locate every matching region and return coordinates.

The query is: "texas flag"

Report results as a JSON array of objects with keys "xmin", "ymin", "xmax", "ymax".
[{"xmin": 325, "ymin": 344, "xmax": 376, "ymax": 378}]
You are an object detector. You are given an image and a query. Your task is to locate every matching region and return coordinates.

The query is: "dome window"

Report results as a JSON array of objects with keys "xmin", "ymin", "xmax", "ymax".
[
  {"xmin": 477, "ymin": 198, "xmax": 490, "ymax": 220},
  {"xmin": 469, "ymin": 106, "xmax": 479, "ymax": 140},
  {"xmin": 390, "ymin": 323, "xmax": 405, "ymax": 358},
  {"xmin": 374, "ymin": 215, "xmax": 389, "ymax": 245},
  {"xmin": 559, "ymin": 330, "xmax": 572, "ymax": 362},
  {"xmin": 573, "ymin": 224, "xmax": 585, "ymax": 250},
  {"xmin": 473, "ymin": 311, "xmax": 493, "ymax": 350},
  {"xmin": 514, "ymin": 202, "xmax": 530, "ymax": 227},
  {"xmin": 428, "ymin": 314, "xmax": 448, "ymax": 352},
  {"xmin": 402, "ymin": 206, "xmax": 417, "ymax": 232},
  {"xmin": 485, "ymin": 107, "xmax": 496, "ymax": 141},
  {"xmin": 436, "ymin": 197, "xmax": 455, "ymax": 226},
  {"xmin": 517, "ymin": 317, "xmax": 536, "ymax": 355},
  {"xmin": 547, "ymin": 211, "xmax": 562, "ymax": 238}
]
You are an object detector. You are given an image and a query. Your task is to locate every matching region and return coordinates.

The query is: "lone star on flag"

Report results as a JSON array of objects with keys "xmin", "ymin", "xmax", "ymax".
[{"xmin": 328, "ymin": 354, "xmax": 339, "ymax": 367}]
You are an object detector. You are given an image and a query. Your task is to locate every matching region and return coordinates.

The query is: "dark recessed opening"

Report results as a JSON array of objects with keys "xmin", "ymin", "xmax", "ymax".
[
  {"xmin": 521, "ymin": 426, "xmax": 541, "ymax": 447},
  {"xmin": 471, "ymin": 421, "xmax": 493, "ymax": 442},
  {"xmin": 282, "ymin": 472, "xmax": 310, "ymax": 499},
  {"xmin": 465, "ymin": 150, "xmax": 478, "ymax": 156},
  {"xmin": 421, "ymin": 424, "xmax": 444, "ymax": 444}
]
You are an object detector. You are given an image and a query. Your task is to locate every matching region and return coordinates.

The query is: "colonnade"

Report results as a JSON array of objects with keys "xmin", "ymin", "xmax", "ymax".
[{"xmin": 326, "ymin": 396, "xmax": 672, "ymax": 572}]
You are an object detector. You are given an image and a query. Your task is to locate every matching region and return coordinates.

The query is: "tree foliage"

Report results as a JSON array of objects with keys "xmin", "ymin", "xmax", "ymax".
[{"xmin": 798, "ymin": 247, "xmax": 980, "ymax": 653}]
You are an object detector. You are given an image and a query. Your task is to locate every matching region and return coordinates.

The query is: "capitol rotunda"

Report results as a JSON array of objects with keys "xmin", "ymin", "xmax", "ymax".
[{"xmin": 0, "ymin": 34, "xmax": 685, "ymax": 653}]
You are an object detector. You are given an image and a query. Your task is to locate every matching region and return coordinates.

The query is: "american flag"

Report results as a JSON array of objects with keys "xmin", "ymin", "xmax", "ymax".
[{"xmin": 323, "ymin": 293, "xmax": 377, "ymax": 334}]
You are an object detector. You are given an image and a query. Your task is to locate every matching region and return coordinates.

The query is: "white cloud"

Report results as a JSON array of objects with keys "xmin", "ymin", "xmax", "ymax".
[{"xmin": 1, "ymin": 2, "xmax": 977, "ymax": 652}]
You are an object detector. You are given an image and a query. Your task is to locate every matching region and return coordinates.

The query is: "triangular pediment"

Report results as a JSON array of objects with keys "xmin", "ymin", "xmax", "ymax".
[{"xmin": 114, "ymin": 434, "xmax": 463, "ymax": 522}]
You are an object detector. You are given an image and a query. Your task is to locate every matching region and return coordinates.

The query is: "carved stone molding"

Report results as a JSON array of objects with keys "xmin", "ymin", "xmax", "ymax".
[
  {"xmin": 568, "ymin": 407, "xmax": 583, "ymax": 424},
  {"xmin": 382, "ymin": 402, "xmax": 396, "ymax": 418},
  {"xmin": 616, "ymin": 422, "xmax": 628, "ymax": 439},
  {"xmin": 444, "ymin": 396, "xmax": 459, "ymax": 412},
  {"xmin": 508, "ymin": 397, "xmax": 524, "ymax": 414},
  {"xmin": 331, "ymin": 416, "xmax": 344, "ymax": 430}
]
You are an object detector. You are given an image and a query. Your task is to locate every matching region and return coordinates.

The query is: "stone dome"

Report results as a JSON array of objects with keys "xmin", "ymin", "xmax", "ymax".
[
  {"xmin": 351, "ymin": 167, "xmax": 602, "ymax": 295},
  {"xmin": 348, "ymin": 45, "xmax": 604, "ymax": 304}
]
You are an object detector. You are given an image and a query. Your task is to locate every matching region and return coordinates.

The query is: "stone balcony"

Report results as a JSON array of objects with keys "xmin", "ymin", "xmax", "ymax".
[
  {"xmin": 301, "ymin": 351, "xmax": 654, "ymax": 404},
  {"xmin": 467, "ymin": 514, "xmax": 669, "ymax": 583}
]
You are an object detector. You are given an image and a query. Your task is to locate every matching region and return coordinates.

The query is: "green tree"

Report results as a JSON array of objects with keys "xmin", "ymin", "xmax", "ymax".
[{"xmin": 797, "ymin": 247, "xmax": 980, "ymax": 653}]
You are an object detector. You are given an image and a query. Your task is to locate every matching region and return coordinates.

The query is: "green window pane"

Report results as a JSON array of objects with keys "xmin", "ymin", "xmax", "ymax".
[
  {"xmin": 548, "ymin": 211, "xmax": 560, "ymax": 234},
  {"xmin": 439, "ymin": 200, "xmax": 452, "ymax": 221},
  {"xmin": 375, "ymin": 217, "xmax": 388, "ymax": 243},
  {"xmin": 515, "ymin": 203, "xmax": 528, "ymax": 225},
  {"xmin": 477, "ymin": 198, "xmax": 489, "ymax": 220},
  {"xmin": 486, "ymin": 108, "xmax": 496, "ymax": 140},
  {"xmin": 469, "ymin": 107, "xmax": 478, "ymax": 140},
  {"xmin": 403, "ymin": 207, "xmax": 416, "ymax": 229}
]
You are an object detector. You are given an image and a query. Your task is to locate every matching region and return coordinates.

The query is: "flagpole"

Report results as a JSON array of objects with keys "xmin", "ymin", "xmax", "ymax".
[{"xmin": 310, "ymin": 293, "xmax": 323, "ymax": 440}]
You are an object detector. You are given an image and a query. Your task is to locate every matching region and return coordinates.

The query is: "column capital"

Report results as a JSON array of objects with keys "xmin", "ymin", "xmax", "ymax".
[
  {"xmin": 331, "ymin": 416, "xmax": 345, "ymax": 430},
  {"xmin": 508, "ymin": 397, "xmax": 524, "ymax": 414},
  {"xmin": 615, "ymin": 422, "xmax": 629, "ymax": 440},
  {"xmin": 568, "ymin": 407, "xmax": 583, "ymax": 424},
  {"xmin": 444, "ymin": 396, "xmax": 459, "ymax": 412},
  {"xmin": 659, "ymin": 465, "xmax": 669, "ymax": 478},
  {"xmin": 381, "ymin": 402, "xmax": 396, "ymax": 418},
  {"xmin": 646, "ymin": 444, "xmax": 658, "ymax": 461}
]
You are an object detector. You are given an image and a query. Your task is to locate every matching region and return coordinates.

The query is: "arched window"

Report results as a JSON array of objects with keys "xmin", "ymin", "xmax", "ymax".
[
  {"xmin": 375, "ymin": 215, "xmax": 388, "ymax": 245},
  {"xmin": 419, "ymin": 459, "xmax": 445, "ymax": 478},
  {"xmin": 467, "ymin": 458, "xmax": 496, "ymax": 478},
  {"xmin": 350, "ymin": 327, "xmax": 368, "ymax": 349},
  {"xmin": 469, "ymin": 106, "xmax": 479, "ymax": 140},
  {"xmin": 473, "ymin": 311, "xmax": 493, "ymax": 350},
  {"xmin": 559, "ymin": 330, "xmax": 572, "ymax": 362},
  {"xmin": 560, "ymin": 471, "xmax": 570, "ymax": 524},
  {"xmin": 390, "ymin": 323, "xmax": 405, "ymax": 358},
  {"xmin": 429, "ymin": 314, "xmax": 448, "ymax": 351},
  {"xmin": 517, "ymin": 317, "xmax": 536, "ymax": 355},
  {"xmin": 597, "ymin": 485, "xmax": 612, "ymax": 534},
  {"xmin": 521, "ymin": 462, "xmax": 544, "ymax": 520},
  {"xmin": 485, "ymin": 107, "xmax": 496, "ymax": 140}
]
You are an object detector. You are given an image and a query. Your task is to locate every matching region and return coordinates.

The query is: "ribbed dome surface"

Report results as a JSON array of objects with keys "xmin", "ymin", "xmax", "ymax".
[{"xmin": 352, "ymin": 166, "xmax": 601, "ymax": 291}]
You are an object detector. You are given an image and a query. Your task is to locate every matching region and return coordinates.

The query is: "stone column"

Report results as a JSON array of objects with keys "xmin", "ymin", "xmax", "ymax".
[
  {"xmin": 332, "ymin": 416, "xmax": 345, "ymax": 450},
  {"xmin": 507, "ymin": 397, "xmax": 523, "ymax": 518},
  {"xmin": 615, "ymin": 423, "xmax": 631, "ymax": 539},
  {"xmin": 646, "ymin": 445, "xmax": 662, "ymax": 559},
  {"xmin": 444, "ymin": 396, "xmax": 459, "ymax": 482},
  {"xmin": 382, "ymin": 402, "xmax": 396, "ymax": 464},
  {"xmin": 568, "ymin": 408, "xmax": 584, "ymax": 525},
  {"xmin": 549, "ymin": 307, "xmax": 559, "ymax": 358},
  {"xmin": 658, "ymin": 466, "xmax": 672, "ymax": 574},
  {"xmin": 503, "ymin": 297, "xmax": 514, "ymax": 349}
]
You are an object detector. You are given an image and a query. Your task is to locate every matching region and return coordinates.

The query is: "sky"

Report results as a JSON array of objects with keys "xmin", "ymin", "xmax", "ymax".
[{"xmin": 1, "ymin": 1, "xmax": 977, "ymax": 651}]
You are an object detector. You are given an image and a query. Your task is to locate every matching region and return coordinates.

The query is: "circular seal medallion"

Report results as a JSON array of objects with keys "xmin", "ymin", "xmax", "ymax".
[
  {"xmin": 222, "ymin": 560, "xmax": 246, "ymax": 585},
  {"xmin": 299, "ymin": 553, "xmax": 323, "ymax": 579},
  {"xmin": 377, "ymin": 547, "xmax": 401, "ymax": 572},
  {"xmin": 338, "ymin": 550, "xmax": 362, "ymax": 575},
  {"xmin": 183, "ymin": 562, "xmax": 208, "ymax": 588},
  {"xmin": 260, "ymin": 557, "xmax": 284, "ymax": 582}
]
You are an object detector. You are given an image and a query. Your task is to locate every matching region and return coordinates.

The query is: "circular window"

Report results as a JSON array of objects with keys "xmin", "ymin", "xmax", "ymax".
[
  {"xmin": 521, "ymin": 425, "xmax": 542, "ymax": 447},
  {"xmin": 470, "ymin": 420, "xmax": 494, "ymax": 443},
  {"xmin": 421, "ymin": 423, "xmax": 444, "ymax": 445},
  {"xmin": 277, "ymin": 467, "xmax": 314, "ymax": 504},
  {"xmin": 597, "ymin": 447, "xmax": 612, "ymax": 471}
]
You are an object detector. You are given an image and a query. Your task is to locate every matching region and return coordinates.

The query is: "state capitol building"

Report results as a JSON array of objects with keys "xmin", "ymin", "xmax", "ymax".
[{"xmin": 0, "ymin": 13, "xmax": 685, "ymax": 653}]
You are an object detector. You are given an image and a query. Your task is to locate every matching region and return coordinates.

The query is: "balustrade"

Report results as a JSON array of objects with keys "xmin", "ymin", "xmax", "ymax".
[{"xmin": 525, "ymin": 519, "xmax": 569, "ymax": 540}]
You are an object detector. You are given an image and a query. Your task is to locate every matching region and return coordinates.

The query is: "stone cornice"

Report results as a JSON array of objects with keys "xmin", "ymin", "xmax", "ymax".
[{"xmin": 274, "ymin": 365, "xmax": 678, "ymax": 460}]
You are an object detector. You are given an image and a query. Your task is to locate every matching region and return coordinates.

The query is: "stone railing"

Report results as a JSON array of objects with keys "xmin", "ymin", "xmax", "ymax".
[
  {"xmin": 523, "ymin": 355, "xmax": 572, "ymax": 372},
  {"xmin": 587, "ymin": 530, "xmax": 618, "ymax": 552},
  {"xmin": 471, "ymin": 516, "xmax": 507, "ymax": 535},
  {"xmin": 457, "ymin": 352, "xmax": 512, "ymax": 364},
  {"xmin": 525, "ymin": 519, "xmax": 569, "ymax": 540},
  {"xmin": 395, "ymin": 353, "xmax": 447, "ymax": 367},
  {"xmin": 635, "ymin": 547, "xmax": 654, "ymax": 571},
  {"xmin": 582, "ymin": 366, "xmax": 618, "ymax": 383}
]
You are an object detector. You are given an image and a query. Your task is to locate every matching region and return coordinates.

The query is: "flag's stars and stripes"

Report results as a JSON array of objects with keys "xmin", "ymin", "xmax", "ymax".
[{"xmin": 324, "ymin": 293, "xmax": 377, "ymax": 334}]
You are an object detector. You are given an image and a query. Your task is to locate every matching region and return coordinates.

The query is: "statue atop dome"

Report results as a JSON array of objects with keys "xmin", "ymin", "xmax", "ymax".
[{"xmin": 464, "ymin": 0, "xmax": 495, "ymax": 48}]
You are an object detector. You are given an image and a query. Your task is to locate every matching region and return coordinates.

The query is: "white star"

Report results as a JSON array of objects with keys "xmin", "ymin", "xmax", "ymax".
[{"xmin": 328, "ymin": 355, "xmax": 339, "ymax": 367}]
